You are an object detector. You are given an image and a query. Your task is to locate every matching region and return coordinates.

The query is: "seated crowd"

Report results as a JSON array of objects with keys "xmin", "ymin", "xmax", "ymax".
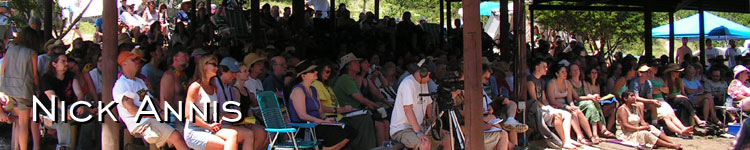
[{"xmin": 1, "ymin": 1, "xmax": 750, "ymax": 150}]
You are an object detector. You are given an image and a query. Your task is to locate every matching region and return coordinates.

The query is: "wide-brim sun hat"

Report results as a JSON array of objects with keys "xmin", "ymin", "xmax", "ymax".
[
  {"xmin": 663, "ymin": 64, "xmax": 684, "ymax": 73},
  {"xmin": 734, "ymin": 65, "xmax": 749, "ymax": 79},
  {"xmin": 243, "ymin": 53, "xmax": 266, "ymax": 67},
  {"xmin": 295, "ymin": 60, "xmax": 318, "ymax": 78},
  {"xmin": 339, "ymin": 53, "xmax": 362, "ymax": 68}
]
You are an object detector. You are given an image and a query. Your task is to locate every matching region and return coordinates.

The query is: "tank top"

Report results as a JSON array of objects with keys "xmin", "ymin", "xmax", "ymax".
[
  {"xmin": 288, "ymin": 84, "xmax": 322, "ymax": 123},
  {"xmin": 527, "ymin": 75, "xmax": 545, "ymax": 101},
  {"xmin": 191, "ymin": 85, "xmax": 218, "ymax": 123},
  {"xmin": 651, "ymin": 80, "xmax": 665, "ymax": 99},
  {"xmin": 236, "ymin": 86, "xmax": 252, "ymax": 116},
  {"xmin": 571, "ymin": 80, "xmax": 586, "ymax": 97},
  {"xmin": 552, "ymin": 79, "xmax": 569, "ymax": 105}
]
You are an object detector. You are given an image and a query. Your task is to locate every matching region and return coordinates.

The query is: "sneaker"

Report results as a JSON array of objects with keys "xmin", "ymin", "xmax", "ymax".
[{"xmin": 502, "ymin": 118, "xmax": 529, "ymax": 133}]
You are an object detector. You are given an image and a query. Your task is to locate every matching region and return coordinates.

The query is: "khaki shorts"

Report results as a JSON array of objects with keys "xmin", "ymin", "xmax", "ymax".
[
  {"xmin": 392, "ymin": 129, "xmax": 442, "ymax": 149},
  {"xmin": 131, "ymin": 119, "xmax": 176, "ymax": 148},
  {"xmin": 6, "ymin": 97, "xmax": 31, "ymax": 111},
  {"xmin": 484, "ymin": 131, "xmax": 503, "ymax": 150}
]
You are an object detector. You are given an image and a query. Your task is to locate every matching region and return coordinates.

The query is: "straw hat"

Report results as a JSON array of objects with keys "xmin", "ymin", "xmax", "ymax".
[
  {"xmin": 47, "ymin": 40, "xmax": 69, "ymax": 51},
  {"xmin": 663, "ymin": 64, "xmax": 684, "ymax": 73},
  {"xmin": 130, "ymin": 47, "xmax": 148, "ymax": 62},
  {"xmin": 243, "ymin": 53, "xmax": 266, "ymax": 66},
  {"xmin": 295, "ymin": 60, "xmax": 317, "ymax": 77},
  {"xmin": 339, "ymin": 53, "xmax": 362, "ymax": 68},
  {"xmin": 734, "ymin": 65, "xmax": 749, "ymax": 79},
  {"xmin": 117, "ymin": 34, "xmax": 134, "ymax": 46}
]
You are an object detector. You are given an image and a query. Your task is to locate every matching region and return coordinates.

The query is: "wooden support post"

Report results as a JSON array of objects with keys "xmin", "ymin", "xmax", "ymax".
[
  {"xmin": 669, "ymin": 11, "xmax": 675, "ymax": 63},
  {"xmin": 699, "ymin": 10, "xmax": 706, "ymax": 66},
  {"xmin": 251, "ymin": 0, "xmax": 260, "ymax": 47},
  {"xmin": 500, "ymin": 0, "xmax": 509, "ymax": 44},
  {"xmin": 439, "ymin": 0, "xmax": 444, "ymax": 44},
  {"xmin": 447, "ymin": 2, "xmax": 452, "ymax": 30},
  {"xmin": 207, "ymin": 0, "xmax": 212, "ymax": 14},
  {"xmin": 43, "ymin": 0, "xmax": 52, "ymax": 40},
  {"xmin": 374, "ymin": 0, "xmax": 380, "ymax": 19},
  {"xmin": 521, "ymin": 2, "xmax": 530, "ymax": 147},
  {"xmin": 462, "ymin": 0, "xmax": 484, "ymax": 149},
  {"xmin": 102, "ymin": 0, "xmax": 121, "ymax": 149},
  {"xmin": 529, "ymin": 8, "xmax": 534, "ymax": 49},
  {"xmin": 644, "ymin": 10, "xmax": 653, "ymax": 57},
  {"xmin": 293, "ymin": 0, "xmax": 305, "ymax": 28}
]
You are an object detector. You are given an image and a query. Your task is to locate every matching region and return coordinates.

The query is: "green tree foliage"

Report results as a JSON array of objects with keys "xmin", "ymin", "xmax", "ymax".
[{"xmin": 534, "ymin": 10, "xmax": 644, "ymax": 56}]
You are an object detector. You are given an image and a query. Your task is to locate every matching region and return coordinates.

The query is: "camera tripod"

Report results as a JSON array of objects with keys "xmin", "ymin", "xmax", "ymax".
[{"xmin": 427, "ymin": 107, "xmax": 466, "ymax": 150}]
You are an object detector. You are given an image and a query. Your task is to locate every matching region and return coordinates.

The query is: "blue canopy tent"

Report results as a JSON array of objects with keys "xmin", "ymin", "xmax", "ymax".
[{"xmin": 652, "ymin": 12, "xmax": 750, "ymax": 40}]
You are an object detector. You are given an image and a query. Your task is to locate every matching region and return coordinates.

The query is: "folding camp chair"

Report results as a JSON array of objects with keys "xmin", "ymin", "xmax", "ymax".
[{"xmin": 256, "ymin": 91, "xmax": 319, "ymax": 150}]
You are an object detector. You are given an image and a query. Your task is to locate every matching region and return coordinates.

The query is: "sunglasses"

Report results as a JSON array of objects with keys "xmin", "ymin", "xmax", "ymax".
[{"xmin": 206, "ymin": 62, "xmax": 218, "ymax": 66}]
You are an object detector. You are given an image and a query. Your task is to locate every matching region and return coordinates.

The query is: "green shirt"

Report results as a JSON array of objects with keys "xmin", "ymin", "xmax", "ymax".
[{"xmin": 334, "ymin": 74, "xmax": 363, "ymax": 109}]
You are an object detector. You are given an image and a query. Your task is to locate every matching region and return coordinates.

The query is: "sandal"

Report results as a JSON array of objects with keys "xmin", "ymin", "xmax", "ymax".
[
  {"xmin": 591, "ymin": 137, "xmax": 602, "ymax": 144},
  {"xmin": 601, "ymin": 130, "xmax": 616, "ymax": 138},
  {"xmin": 577, "ymin": 138, "xmax": 592, "ymax": 146}
]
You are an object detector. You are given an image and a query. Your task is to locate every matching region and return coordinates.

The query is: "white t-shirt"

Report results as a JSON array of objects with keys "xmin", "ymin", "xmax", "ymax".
[
  {"xmin": 244, "ymin": 77, "xmax": 264, "ymax": 94},
  {"xmin": 113, "ymin": 75, "xmax": 155, "ymax": 133},
  {"xmin": 482, "ymin": 90, "xmax": 493, "ymax": 114},
  {"xmin": 390, "ymin": 75, "xmax": 433, "ymax": 136},
  {"xmin": 726, "ymin": 48, "xmax": 739, "ymax": 68},
  {"xmin": 89, "ymin": 68, "xmax": 103, "ymax": 94}
]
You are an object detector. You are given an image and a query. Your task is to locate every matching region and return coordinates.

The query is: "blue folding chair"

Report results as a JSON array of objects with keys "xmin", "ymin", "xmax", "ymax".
[{"xmin": 256, "ymin": 91, "xmax": 319, "ymax": 150}]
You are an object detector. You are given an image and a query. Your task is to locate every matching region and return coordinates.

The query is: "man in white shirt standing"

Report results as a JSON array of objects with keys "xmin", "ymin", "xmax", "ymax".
[
  {"xmin": 726, "ymin": 39, "xmax": 739, "ymax": 68},
  {"xmin": 113, "ymin": 51, "xmax": 189, "ymax": 150},
  {"xmin": 390, "ymin": 60, "xmax": 437, "ymax": 149},
  {"xmin": 705, "ymin": 39, "xmax": 720, "ymax": 66}
]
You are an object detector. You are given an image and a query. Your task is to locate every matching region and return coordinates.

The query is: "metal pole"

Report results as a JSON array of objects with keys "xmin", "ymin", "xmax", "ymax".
[
  {"xmin": 462, "ymin": 0, "xmax": 485, "ymax": 149},
  {"xmin": 102, "ymin": 0, "xmax": 121, "ymax": 148}
]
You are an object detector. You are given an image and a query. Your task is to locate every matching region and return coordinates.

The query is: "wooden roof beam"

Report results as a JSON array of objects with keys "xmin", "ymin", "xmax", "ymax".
[
  {"xmin": 674, "ymin": 0, "xmax": 697, "ymax": 11},
  {"xmin": 529, "ymin": 4, "xmax": 644, "ymax": 11}
]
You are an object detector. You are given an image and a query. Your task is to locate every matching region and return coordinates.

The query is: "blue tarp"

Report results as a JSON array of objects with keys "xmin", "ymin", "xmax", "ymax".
[
  {"xmin": 480, "ymin": 2, "xmax": 500, "ymax": 16},
  {"xmin": 651, "ymin": 12, "xmax": 750, "ymax": 39}
]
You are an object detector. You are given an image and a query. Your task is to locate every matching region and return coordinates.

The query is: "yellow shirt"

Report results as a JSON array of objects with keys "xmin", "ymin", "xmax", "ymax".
[{"xmin": 312, "ymin": 80, "xmax": 342, "ymax": 120}]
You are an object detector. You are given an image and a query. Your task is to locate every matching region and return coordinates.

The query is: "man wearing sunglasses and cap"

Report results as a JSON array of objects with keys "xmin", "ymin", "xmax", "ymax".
[{"xmin": 113, "ymin": 51, "xmax": 189, "ymax": 150}]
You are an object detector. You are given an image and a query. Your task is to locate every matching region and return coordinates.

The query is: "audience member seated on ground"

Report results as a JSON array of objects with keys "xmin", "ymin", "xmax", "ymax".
[
  {"xmin": 682, "ymin": 65, "xmax": 721, "ymax": 125},
  {"xmin": 649, "ymin": 65, "xmax": 695, "ymax": 137},
  {"xmin": 183, "ymin": 56, "xmax": 239, "ymax": 150},
  {"xmin": 728, "ymin": 65, "xmax": 750, "ymax": 112},
  {"xmin": 664, "ymin": 64, "xmax": 703, "ymax": 127},
  {"xmin": 41, "ymin": 54, "xmax": 80, "ymax": 150},
  {"xmin": 482, "ymin": 64, "xmax": 528, "ymax": 148},
  {"xmin": 604, "ymin": 62, "xmax": 624, "ymax": 132},
  {"xmin": 616, "ymin": 91, "xmax": 682, "ymax": 149},
  {"xmin": 289, "ymin": 61, "xmax": 356, "ymax": 150},
  {"xmin": 526, "ymin": 58, "xmax": 581, "ymax": 149},
  {"xmin": 113, "ymin": 51, "xmax": 189, "ymax": 150},
  {"xmin": 546, "ymin": 62, "xmax": 595, "ymax": 146},
  {"xmin": 627, "ymin": 65, "xmax": 664, "ymax": 126},
  {"xmin": 570, "ymin": 64, "xmax": 613, "ymax": 143},
  {"xmin": 333, "ymin": 53, "xmax": 377, "ymax": 149},
  {"xmin": 389, "ymin": 62, "xmax": 442, "ymax": 150}
]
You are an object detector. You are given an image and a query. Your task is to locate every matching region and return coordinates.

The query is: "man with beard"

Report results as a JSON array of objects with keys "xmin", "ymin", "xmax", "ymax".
[{"xmin": 159, "ymin": 49, "xmax": 190, "ymax": 129}]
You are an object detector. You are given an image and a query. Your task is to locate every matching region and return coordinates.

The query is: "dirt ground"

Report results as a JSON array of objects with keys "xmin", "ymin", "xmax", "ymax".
[
  {"xmin": 0, "ymin": 121, "xmax": 738, "ymax": 150},
  {"xmin": 528, "ymin": 130, "xmax": 736, "ymax": 150}
]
